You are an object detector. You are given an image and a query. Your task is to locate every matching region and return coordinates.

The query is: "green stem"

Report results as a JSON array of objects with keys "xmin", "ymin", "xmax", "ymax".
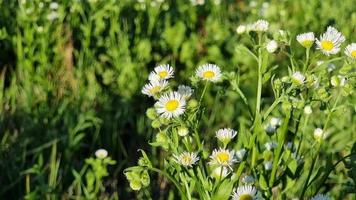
[{"xmin": 303, "ymin": 48, "xmax": 310, "ymax": 72}]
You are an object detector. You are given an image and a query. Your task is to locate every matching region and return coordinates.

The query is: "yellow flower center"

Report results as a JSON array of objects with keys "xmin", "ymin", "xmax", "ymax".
[
  {"xmin": 182, "ymin": 155, "xmax": 192, "ymax": 164},
  {"xmin": 321, "ymin": 40, "xmax": 334, "ymax": 51},
  {"xmin": 351, "ymin": 50, "xmax": 356, "ymax": 58},
  {"xmin": 149, "ymin": 86, "xmax": 161, "ymax": 94},
  {"xmin": 217, "ymin": 152, "xmax": 230, "ymax": 163},
  {"xmin": 203, "ymin": 71, "xmax": 215, "ymax": 78},
  {"xmin": 158, "ymin": 71, "xmax": 168, "ymax": 78},
  {"xmin": 165, "ymin": 100, "xmax": 179, "ymax": 111},
  {"xmin": 239, "ymin": 194, "xmax": 253, "ymax": 200},
  {"xmin": 301, "ymin": 40, "xmax": 313, "ymax": 48}
]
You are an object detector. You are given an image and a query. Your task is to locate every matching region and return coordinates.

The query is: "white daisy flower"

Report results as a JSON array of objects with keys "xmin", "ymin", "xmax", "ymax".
[
  {"xmin": 155, "ymin": 91, "xmax": 186, "ymax": 118},
  {"xmin": 252, "ymin": 19, "xmax": 269, "ymax": 32},
  {"xmin": 216, "ymin": 128, "xmax": 237, "ymax": 145},
  {"xmin": 296, "ymin": 32, "xmax": 315, "ymax": 48},
  {"xmin": 236, "ymin": 148, "xmax": 247, "ymax": 161},
  {"xmin": 266, "ymin": 40, "xmax": 278, "ymax": 53},
  {"xmin": 304, "ymin": 105, "xmax": 313, "ymax": 115},
  {"xmin": 311, "ymin": 194, "xmax": 330, "ymax": 200},
  {"xmin": 148, "ymin": 71, "xmax": 161, "ymax": 82},
  {"xmin": 95, "ymin": 149, "xmax": 108, "ymax": 159},
  {"xmin": 153, "ymin": 64, "xmax": 174, "ymax": 80},
  {"xmin": 196, "ymin": 63, "xmax": 222, "ymax": 82},
  {"xmin": 292, "ymin": 71, "xmax": 306, "ymax": 85},
  {"xmin": 344, "ymin": 43, "xmax": 356, "ymax": 59},
  {"xmin": 209, "ymin": 148, "xmax": 237, "ymax": 167},
  {"xmin": 174, "ymin": 152, "xmax": 199, "ymax": 167},
  {"xmin": 141, "ymin": 80, "xmax": 168, "ymax": 97},
  {"xmin": 211, "ymin": 166, "xmax": 230, "ymax": 179},
  {"xmin": 313, "ymin": 128, "xmax": 325, "ymax": 141},
  {"xmin": 316, "ymin": 26, "xmax": 345, "ymax": 56},
  {"xmin": 231, "ymin": 185, "xmax": 259, "ymax": 200},
  {"xmin": 264, "ymin": 141, "xmax": 278, "ymax": 151},
  {"xmin": 236, "ymin": 25, "xmax": 246, "ymax": 34},
  {"xmin": 270, "ymin": 117, "xmax": 282, "ymax": 127},
  {"xmin": 177, "ymin": 85, "xmax": 194, "ymax": 99}
]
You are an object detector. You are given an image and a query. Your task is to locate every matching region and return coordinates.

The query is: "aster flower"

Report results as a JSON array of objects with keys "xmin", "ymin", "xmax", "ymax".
[
  {"xmin": 95, "ymin": 149, "xmax": 108, "ymax": 159},
  {"xmin": 297, "ymin": 32, "xmax": 315, "ymax": 48},
  {"xmin": 266, "ymin": 40, "xmax": 278, "ymax": 53},
  {"xmin": 211, "ymin": 166, "xmax": 230, "ymax": 179},
  {"xmin": 209, "ymin": 148, "xmax": 237, "ymax": 168},
  {"xmin": 316, "ymin": 26, "xmax": 345, "ymax": 56},
  {"xmin": 155, "ymin": 91, "xmax": 186, "ymax": 118},
  {"xmin": 153, "ymin": 64, "xmax": 174, "ymax": 80},
  {"xmin": 344, "ymin": 43, "xmax": 356, "ymax": 59},
  {"xmin": 231, "ymin": 185, "xmax": 260, "ymax": 200},
  {"xmin": 196, "ymin": 63, "xmax": 222, "ymax": 82},
  {"xmin": 252, "ymin": 19, "xmax": 269, "ymax": 32},
  {"xmin": 177, "ymin": 85, "xmax": 194, "ymax": 99},
  {"xmin": 141, "ymin": 80, "xmax": 168, "ymax": 97},
  {"xmin": 216, "ymin": 128, "xmax": 237, "ymax": 145},
  {"xmin": 174, "ymin": 152, "xmax": 199, "ymax": 167},
  {"xmin": 292, "ymin": 71, "xmax": 306, "ymax": 85}
]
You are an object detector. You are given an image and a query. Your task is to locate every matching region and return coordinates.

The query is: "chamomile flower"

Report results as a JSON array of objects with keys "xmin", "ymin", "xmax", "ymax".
[
  {"xmin": 292, "ymin": 71, "xmax": 306, "ymax": 85},
  {"xmin": 174, "ymin": 152, "xmax": 199, "ymax": 167},
  {"xmin": 95, "ymin": 149, "xmax": 108, "ymax": 159},
  {"xmin": 252, "ymin": 19, "xmax": 269, "ymax": 32},
  {"xmin": 266, "ymin": 40, "xmax": 278, "ymax": 53},
  {"xmin": 141, "ymin": 80, "xmax": 168, "ymax": 97},
  {"xmin": 216, "ymin": 128, "xmax": 237, "ymax": 145},
  {"xmin": 296, "ymin": 32, "xmax": 315, "ymax": 48},
  {"xmin": 311, "ymin": 194, "xmax": 330, "ymax": 200},
  {"xmin": 196, "ymin": 63, "xmax": 222, "ymax": 82},
  {"xmin": 231, "ymin": 185, "xmax": 259, "ymax": 200},
  {"xmin": 209, "ymin": 148, "xmax": 237, "ymax": 167},
  {"xmin": 211, "ymin": 166, "xmax": 230, "ymax": 179},
  {"xmin": 316, "ymin": 26, "xmax": 345, "ymax": 56},
  {"xmin": 344, "ymin": 43, "xmax": 356, "ymax": 59},
  {"xmin": 153, "ymin": 64, "xmax": 174, "ymax": 80},
  {"xmin": 177, "ymin": 85, "xmax": 194, "ymax": 99},
  {"xmin": 155, "ymin": 92, "xmax": 186, "ymax": 118}
]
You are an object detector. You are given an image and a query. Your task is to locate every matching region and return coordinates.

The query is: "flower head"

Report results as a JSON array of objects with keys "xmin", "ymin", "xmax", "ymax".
[
  {"xmin": 209, "ymin": 148, "xmax": 236, "ymax": 167},
  {"xmin": 231, "ymin": 185, "xmax": 260, "ymax": 200},
  {"xmin": 304, "ymin": 105, "xmax": 313, "ymax": 115},
  {"xmin": 297, "ymin": 32, "xmax": 315, "ymax": 48},
  {"xmin": 211, "ymin": 166, "xmax": 230, "ymax": 179},
  {"xmin": 344, "ymin": 43, "xmax": 356, "ymax": 59},
  {"xmin": 177, "ymin": 85, "xmax": 194, "ymax": 99},
  {"xmin": 316, "ymin": 26, "xmax": 345, "ymax": 56},
  {"xmin": 313, "ymin": 128, "xmax": 325, "ymax": 141},
  {"xmin": 311, "ymin": 194, "xmax": 330, "ymax": 200},
  {"xmin": 236, "ymin": 25, "xmax": 246, "ymax": 34},
  {"xmin": 95, "ymin": 149, "xmax": 108, "ymax": 159},
  {"xmin": 252, "ymin": 19, "xmax": 269, "ymax": 32},
  {"xmin": 266, "ymin": 40, "xmax": 278, "ymax": 53},
  {"xmin": 196, "ymin": 63, "xmax": 222, "ymax": 82},
  {"xmin": 153, "ymin": 64, "xmax": 174, "ymax": 80},
  {"xmin": 216, "ymin": 128, "xmax": 237, "ymax": 145},
  {"xmin": 292, "ymin": 71, "xmax": 306, "ymax": 85},
  {"xmin": 155, "ymin": 92, "xmax": 186, "ymax": 118},
  {"xmin": 142, "ymin": 80, "xmax": 168, "ymax": 97},
  {"xmin": 174, "ymin": 152, "xmax": 199, "ymax": 167}
]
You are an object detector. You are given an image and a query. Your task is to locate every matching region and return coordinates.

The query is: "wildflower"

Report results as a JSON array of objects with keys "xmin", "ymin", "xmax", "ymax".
[
  {"xmin": 196, "ymin": 63, "xmax": 222, "ymax": 82},
  {"xmin": 242, "ymin": 175, "xmax": 255, "ymax": 184},
  {"xmin": 177, "ymin": 85, "xmax": 194, "ymax": 99},
  {"xmin": 311, "ymin": 194, "xmax": 330, "ymax": 200},
  {"xmin": 156, "ymin": 92, "xmax": 186, "ymax": 118},
  {"xmin": 174, "ymin": 152, "xmax": 199, "ymax": 167},
  {"xmin": 236, "ymin": 148, "xmax": 246, "ymax": 161},
  {"xmin": 264, "ymin": 161, "xmax": 273, "ymax": 170},
  {"xmin": 141, "ymin": 80, "xmax": 168, "ymax": 97},
  {"xmin": 153, "ymin": 64, "xmax": 174, "ymax": 80},
  {"xmin": 296, "ymin": 32, "xmax": 315, "ymax": 48},
  {"xmin": 47, "ymin": 11, "xmax": 59, "ymax": 21},
  {"xmin": 291, "ymin": 71, "xmax": 306, "ymax": 85},
  {"xmin": 264, "ymin": 141, "xmax": 278, "ymax": 151},
  {"xmin": 177, "ymin": 126, "xmax": 189, "ymax": 137},
  {"xmin": 313, "ymin": 128, "xmax": 325, "ymax": 141},
  {"xmin": 95, "ymin": 149, "xmax": 108, "ymax": 159},
  {"xmin": 316, "ymin": 26, "xmax": 345, "ymax": 56},
  {"xmin": 266, "ymin": 40, "xmax": 278, "ymax": 53},
  {"xmin": 211, "ymin": 166, "xmax": 230, "ymax": 179},
  {"xmin": 236, "ymin": 25, "xmax": 246, "ymax": 34},
  {"xmin": 344, "ymin": 43, "xmax": 356, "ymax": 59},
  {"xmin": 216, "ymin": 128, "xmax": 237, "ymax": 145},
  {"xmin": 231, "ymin": 185, "xmax": 260, "ymax": 200},
  {"xmin": 209, "ymin": 148, "xmax": 236, "ymax": 168},
  {"xmin": 252, "ymin": 19, "xmax": 269, "ymax": 32},
  {"xmin": 304, "ymin": 105, "xmax": 313, "ymax": 115},
  {"xmin": 50, "ymin": 2, "xmax": 59, "ymax": 10}
]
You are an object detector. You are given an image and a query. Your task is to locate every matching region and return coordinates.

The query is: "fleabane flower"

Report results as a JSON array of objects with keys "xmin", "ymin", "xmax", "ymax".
[
  {"xmin": 291, "ymin": 71, "xmax": 306, "ymax": 85},
  {"xmin": 155, "ymin": 92, "xmax": 186, "ymax": 118},
  {"xmin": 236, "ymin": 25, "xmax": 246, "ymax": 34},
  {"xmin": 344, "ymin": 43, "xmax": 356, "ymax": 59},
  {"xmin": 311, "ymin": 194, "xmax": 330, "ymax": 200},
  {"xmin": 211, "ymin": 166, "xmax": 230, "ymax": 179},
  {"xmin": 231, "ymin": 185, "xmax": 260, "ymax": 200},
  {"xmin": 313, "ymin": 128, "xmax": 325, "ymax": 141},
  {"xmin": 153, "ymin": 64, "xmax": 174, "ymax": 80},
  {"xmin": 174, "ymin": 152, "xmax": 199, "ymax": 167},
  {"xmin": 177, "ymin": 85, "xmax": 194, "ymax": 99},
  {"xmin": 216, "ymin": 128, "xmax": 237, "ymax": 145},
  {"xmin": 266, "ymin": 40, "xmax": 278, "ymax": 53},
  {"xmin": 252, "ymin": 19, "xmax": 269, "ymax": 32},
  {"xmin": 196, "ymin": 63, "xmax": 222, "ymax": 82},
  {"xmin": 209, "ymin": 148, "xmax": 236, "ymax": 168},
  {"xmin": 316, "ymin": 26, "xmax": 345, "ymax": 56},
  {"xmin": 297, "ymin": 32, "xmax": 315, "ymax": 48},
  {"xmin": 142, "ymin": 80, "xmax": 168, "ymax": 97},
  {"xmin": 95, "ymin": 149, "xmax": 108, "ymax": 159}
]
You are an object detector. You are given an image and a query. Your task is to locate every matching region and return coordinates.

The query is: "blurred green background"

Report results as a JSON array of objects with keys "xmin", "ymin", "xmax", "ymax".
[{"xmin": 0, "ymin": 0, "xmax": 355, "ymax": 199}]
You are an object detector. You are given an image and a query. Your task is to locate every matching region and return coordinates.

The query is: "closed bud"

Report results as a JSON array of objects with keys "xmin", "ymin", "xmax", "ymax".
[
  {"xmin": 151, "ymin": 119, "xmax": 161, "ymax": 128},
  {"xmin": 146, "ymin": 108, "xmax": 157, "ymax": 120}
]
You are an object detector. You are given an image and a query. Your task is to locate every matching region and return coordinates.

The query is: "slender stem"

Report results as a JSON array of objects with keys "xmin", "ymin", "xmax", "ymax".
[
  {"xmin": 303, "ymin": 48, "xmax": 310, "ymax": 72},
  {"xmin": 254, "ymin": 34, "xmax": 263, "ymax": 124},
  {"xmin": 300, "ymin": 144, "xmax": 320, "ymax": 199}
]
